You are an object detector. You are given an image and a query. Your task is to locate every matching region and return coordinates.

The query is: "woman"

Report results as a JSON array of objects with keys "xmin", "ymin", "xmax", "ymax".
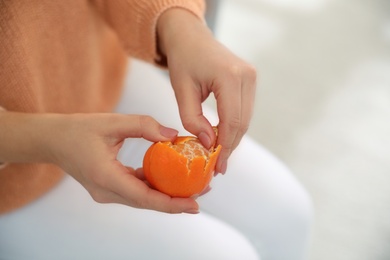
[{"xmin": 0, "ymin": 1, "xmax": 312, "ymax": 259}]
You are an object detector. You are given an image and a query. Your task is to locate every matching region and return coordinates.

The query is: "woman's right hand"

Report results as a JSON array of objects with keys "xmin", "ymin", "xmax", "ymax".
[{"xmin": 0, "ymin": 112, "xmax": 199, "ymax": 214}]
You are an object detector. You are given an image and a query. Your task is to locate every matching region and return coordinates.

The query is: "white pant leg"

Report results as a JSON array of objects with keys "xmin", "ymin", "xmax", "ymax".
[
  {"xmin": 0, "ymin": 175, "xmax": 259, "ymax": 260},
  {"xmin": 199, "ymin": 137, "xmax": 313, "ymax": 260},
  {"xmin": 116, "ymin": 59, "xmax": 313, "ymax": 260}
]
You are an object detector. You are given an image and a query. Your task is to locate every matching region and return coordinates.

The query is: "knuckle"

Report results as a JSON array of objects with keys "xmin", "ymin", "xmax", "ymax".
[
  {"xmin": 132, "ymin": 197, "xmax": 148, "ymax": 210},
  {"xmin": 221, "ymin": 146, "xmax": 233, "ymax": 158},
  {"xmin": 130, "ymin": 188, "xmax": 151, "ymax": 210},
  {"xmin": 248, "ymin": 67, "xmax": 258, "ymax": 83},
  {"xmin": 226, "ymin": 63, "xmax": 258, "ymax": 87},
  {"xmin": 139, "ymin": 115, "xmax": 155, "ymax": 128},
  {"xmin": 246, "ymin": 64, "xmax": 257, "ymax": 78},
  {"xmin": 239, "ymin": 123, "xmax": 250, "ymax": 136},
  {"xmin": 89, "ymin": 189, "xmax": 109, "ymax": 204},
  {"xmin": 227, "ymin": 64, "xmax": 243, "ymax": 78},
  {"xmin": 227, "ymin": 116, "xmax": 241, "ymax": 130},
  {"xmin": 91, "ymin": 171, "xmax": 109, "ymax": 189},
  {"xmin": 165, "ymin": 198, "xmax": 179, "ymax": 214},
  {"xmin": 167, "ymin": 207, "xmax": 178, "ymax": 214},
  {"xmin": 181, "ymin": 118, "xmax": 197, "ymax": 131}
]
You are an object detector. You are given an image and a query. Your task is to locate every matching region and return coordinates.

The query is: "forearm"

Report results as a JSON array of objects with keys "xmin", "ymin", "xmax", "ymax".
[{"xmin": 0, "ymin": 112, "xmax": 60, "ymax": 164}]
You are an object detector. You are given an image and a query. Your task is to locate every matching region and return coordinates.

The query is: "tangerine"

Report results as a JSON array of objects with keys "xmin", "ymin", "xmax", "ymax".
[{"xmin": 143, "ymin": 135, "xmax": 222, "ymax": 198}]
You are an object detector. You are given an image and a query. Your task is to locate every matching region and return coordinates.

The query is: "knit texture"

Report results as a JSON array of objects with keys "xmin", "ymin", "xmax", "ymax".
[
  {"xmin": 0, "ymin": 106, "xmax": 7, "ymax": 170},
  {"xmin": 0, "ymin": 0, "xmax": 205, "ymax": 214}
]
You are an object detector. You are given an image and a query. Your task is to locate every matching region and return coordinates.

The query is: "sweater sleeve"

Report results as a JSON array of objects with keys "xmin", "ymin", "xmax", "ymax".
[
  {"xmin": 93, "ymin": 0, "xmax": 206, "ymax": 66},
  {"xmin": 0, "ymin": 106, "xmax": 8, "ymax": 170}
]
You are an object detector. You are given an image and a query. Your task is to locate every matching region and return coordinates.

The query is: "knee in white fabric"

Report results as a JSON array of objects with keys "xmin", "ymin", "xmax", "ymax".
[{"xmin": 259, "ymin": 166, "xmax": 314, "ymax": 260}]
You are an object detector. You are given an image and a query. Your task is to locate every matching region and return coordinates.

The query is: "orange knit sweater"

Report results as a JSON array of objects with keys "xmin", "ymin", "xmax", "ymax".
[{"xmin": 0, "ymin": 0, "xmax": 205, "ymax": 213}]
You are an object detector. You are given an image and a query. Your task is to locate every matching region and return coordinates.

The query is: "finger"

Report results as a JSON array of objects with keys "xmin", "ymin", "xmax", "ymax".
[
  {"xmin": 172, "ymin": 78, "xmax": 216, "ymax": 148},
  {"xmin": 113, "ymin": 114, "xmax": 179, "ymax": 142},
  {"xmin": 199, "ymin": 185, "xmax": 212, "ymax": 196},
  {"xmin": 90, "ymin": 185, "xmax": 180, "ymax": 213},
  {"xmin": 108, "ymin": 165, "xmax": 199, "ymax": 214},
  {"xmin": 190, "ymin": 184, "xmax": 212, "ymax": 199},
  {"xmin": 123, "ymin": 166, "xmax": 155, "ymax": 189},
  {"xmin": 124, "ymin": 176, "xmax": 200, "ymax": 214},
  {"xmin": 230, "ymin": 65, "xmax": 257, "ymax": 152},
  {"xmin": 214, "ymin": 76, "xmax": 242, "ymax": 174},
  {"xmin": 125, "ymin": 166, "xmax": 146, "ymax": 181},
  {"xmin": 135, "ymin": 167, "xmax": 146, "ymax": 180}
]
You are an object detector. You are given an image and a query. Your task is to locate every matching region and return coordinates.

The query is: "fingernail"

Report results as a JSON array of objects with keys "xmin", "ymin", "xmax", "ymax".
[
  {"xmin": 199, "ymin": 132, "xmax": 211, "ymax": 148},
  {"xmin": 160, "ymin": 126, "xmax": 178, "ymax": 139},
  {"xmin": 184, "ymin": 208, "xmax": 200, "ymax": 214}
]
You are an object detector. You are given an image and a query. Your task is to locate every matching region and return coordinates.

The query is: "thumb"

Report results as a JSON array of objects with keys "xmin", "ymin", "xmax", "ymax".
[
  {"xmin": 114, "ymin": 114, "xmax": 178, "ymax": 142},
  {"xmin": 173, "ymin": 80, "xmax": 216, "ymax": 148}
]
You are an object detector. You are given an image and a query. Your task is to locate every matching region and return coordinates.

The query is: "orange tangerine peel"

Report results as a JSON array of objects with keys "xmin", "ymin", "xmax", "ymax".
[{"xmin": 143, "ymin": 136, "xmax": 222, "ymax": 198}]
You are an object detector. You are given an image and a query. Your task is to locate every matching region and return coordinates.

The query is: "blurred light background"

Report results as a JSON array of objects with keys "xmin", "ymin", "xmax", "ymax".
[{"xmin": 208, "ymin": 0, "xmax": 390, "ymax": 259}]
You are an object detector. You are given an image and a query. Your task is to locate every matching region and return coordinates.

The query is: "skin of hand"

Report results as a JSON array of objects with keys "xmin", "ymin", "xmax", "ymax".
[
  {"xmin": 0, "ymin": 112, "xmax": 199, "ymax": 214},
  {"xmin": 157, "ymin": 9, "xmax": 257, "ymax": 174}
]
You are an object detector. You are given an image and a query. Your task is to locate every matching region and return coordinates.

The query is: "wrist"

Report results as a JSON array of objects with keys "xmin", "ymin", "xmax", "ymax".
[
  {"xmin": 157, "ymin": 8, "xmax": 213, "ymax": 57},
  {"xmin": 0, "ymin": 112, "xmax": 64, "ymax": 165}
]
